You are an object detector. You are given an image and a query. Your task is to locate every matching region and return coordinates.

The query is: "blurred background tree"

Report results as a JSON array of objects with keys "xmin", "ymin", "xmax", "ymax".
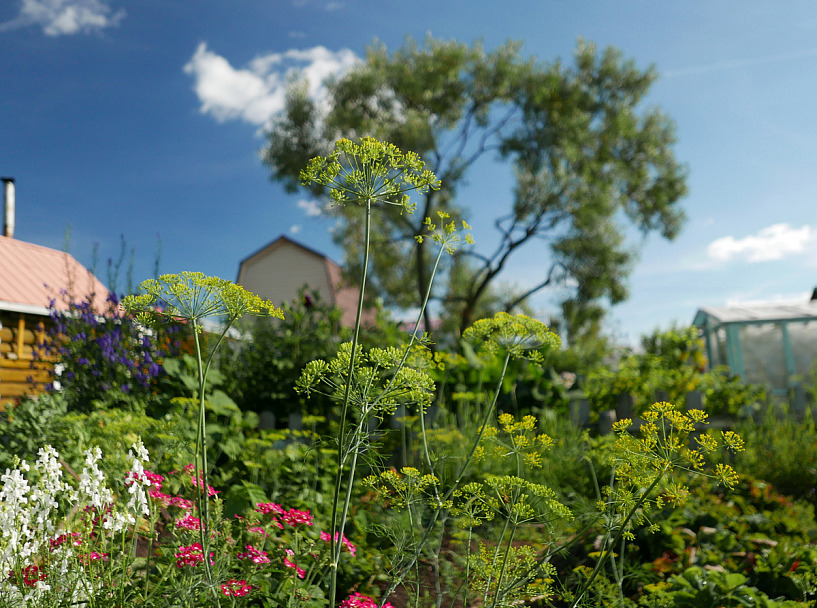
[{"xmin": 263, "ymin": 36, "xmax": 688, "ymax": 343}]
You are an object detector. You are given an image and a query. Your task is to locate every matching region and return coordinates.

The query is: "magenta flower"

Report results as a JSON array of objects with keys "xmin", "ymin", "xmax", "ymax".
[
  {"xmin": 221, "ymin": 578, "xmax": 252, "ymax": 597},
  {"xmin": 320, "ymin": 530, "xmax": 357, "ymax": 556},
  {"xmin": 339, "ymin": 592, "xmax": 394, "ymax": 608},
  {"xmin": 79, "ymin": 551, "xmax": 109, "ymax": 565},
  {"xmin": 49, "ymin": 532, "xmax": 82, "ymax": 551},
  {"xmin": 174, "ymin": 543, "xmax": 213, "ymax": 568},
  {"xmin": 280, "ymin": 507, "xmax": 314, "ymax": 527},
  {"xmin": 283, "ymin": 551, "xmax": 306, "ymax": 579},
  {"xmin": 254, "ymin": 502, "xmax": 284, "ymax": 516},
  {"xmin": 190, "ymin": 473, "xmax": 219, "ymax": 496},
  {"xmin": 14, "ymin": 565, "xmax": 47, "ymax": 588},
  {"xmin": 176, "ymin": 514, "xmax": 201, "ymax": 531},
  {"xmin": 169, "ymin": 495, "xmax": 195, "ymax": 511},
  {"xmin": 237, "ymin": 544, "xmax": 270, "ymax": 564},
  {"xmin": 247, "ymin": 525, "xmax": 269, "ymax": 537},
  {"xmin": 143, "ymin": 470, "xmax": 164, "ymax": 489}
]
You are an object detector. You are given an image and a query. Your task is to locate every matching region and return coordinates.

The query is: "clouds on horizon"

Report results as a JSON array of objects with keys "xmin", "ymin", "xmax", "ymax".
[
  {"xmin": 0, "ymin": 0, "xmax": 124, "ymax": 36},
  {"xmin": 706, "ymin": 223, "xmax": 815, "ymax": 263},
  {"xmin": 183, "ymin": 43, "xmax": 358, "ymax": 129}
]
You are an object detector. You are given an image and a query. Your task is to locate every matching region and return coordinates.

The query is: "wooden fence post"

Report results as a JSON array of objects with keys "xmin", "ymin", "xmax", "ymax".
[
  {"xmin": 685, "ymin": 390, "xmax": 703, "ymax": 411},
  {"xmin": 569, "ymin": 397, "xmax": 589, "ymax": 428},
  {"xmin": 598, "ymin": 410, "xmax": 616, "ymax": 435},
  {"xmin": 616, "ymin": 393, "xmax": 635, "ymax": 420}
]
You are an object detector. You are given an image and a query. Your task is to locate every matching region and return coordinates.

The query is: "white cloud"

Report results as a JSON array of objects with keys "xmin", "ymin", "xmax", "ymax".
[
  {"xmin": 297, "ymin": 198, "xmax": 322, "ymax": 217},
  {"xmin": 0, "ymin": 0, "xmax": 124, "ymax": 36},
  {"xmin": 183, "ymin": 42, "xmax": 358, "ymax": 128},
  {"xmin": 706, "ymin": 223, "xmax": 815, "ymax": 263},
  {"xmin": 290, "ymin": 224, "xmax": 302, "ymax": 234}
]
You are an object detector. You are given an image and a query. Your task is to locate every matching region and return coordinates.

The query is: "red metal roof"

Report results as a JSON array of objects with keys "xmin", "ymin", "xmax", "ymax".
[{"xmin": 0, "ymin": 235, "xmax": 110, "ymax": 314}]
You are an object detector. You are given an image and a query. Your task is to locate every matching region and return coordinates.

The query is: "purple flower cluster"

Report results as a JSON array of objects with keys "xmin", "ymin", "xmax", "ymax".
[{"xmin": 40, "ymin": 293, "xmax": 181, "ymax": 411}]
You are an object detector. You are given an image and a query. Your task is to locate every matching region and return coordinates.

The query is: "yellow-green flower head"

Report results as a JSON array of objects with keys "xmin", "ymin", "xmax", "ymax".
[
  {"xmin": 122, "ymin": 272, "xmax": 283, "ymax": 329},
  {"xmin": 463, "ymin": 312, "xmax": 560, "ymax": 361},
  {"xmin": 299, "ymin": 137, "xmax": 440, "ymax": 212},
  {"xmin": 414, "ymin": 211, "xmax": 474, "ymax": 254}
]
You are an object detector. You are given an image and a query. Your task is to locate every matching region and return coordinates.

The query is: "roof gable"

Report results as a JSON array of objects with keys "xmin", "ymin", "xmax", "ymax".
[{"xmin": 238, "ymin": 235, "xmax": 333, "ymax": 273}]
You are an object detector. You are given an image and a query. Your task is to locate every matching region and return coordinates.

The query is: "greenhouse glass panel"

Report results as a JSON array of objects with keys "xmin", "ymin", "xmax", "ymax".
[
  {"xmin": 715, "ymin": 327, "xmax": 728, "ymax": 368},
  {"xmin": 789, "ymin": 320, "xmax": 817, "ymax": 377},
  {"xmin": 740, "ymin": 323, "xmax": 787, "ymax": 390}
]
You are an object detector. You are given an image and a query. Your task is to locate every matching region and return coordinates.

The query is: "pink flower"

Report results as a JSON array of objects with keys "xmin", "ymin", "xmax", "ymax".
[
  {"xmin": 124, "ymin": 470, "xmax": 149, "ymax": 486},
  {"xmin": 221, "ymin": 578, "xmax": 252, "ymax": 597},
  {"xmin": 174, "ymin": 543, "xmax": 213, "ymax": 568},
  {"xmin": 247, "ymin": 525, "xmax": 269, "ymax": 537},
  {"xmin": 237, "ymin": 544, "xmax": 270, "ymax": 565},
  {"xmin": 190, "ymin": 474, "xmax": 219, "ymax": 496},
  {"xmin": 176, "ymin": 514, "xmax": 201, "ymax": 531},
  {"xmin": 283, "ymin": 556, "xmax": 306, "ymax": 579},
  {"xmin": 148, "ymin": 489, "xmax": 171, "ymax": 505},
  {"xmin": 49, "ymin": 532, "xmax": 82, "ymax": 551},
  {"xmin": 168, "ymin": 495, "xmax": 195, "ymax": 511},
  {"xmin": 320, "ymin": 531, "xmax": 357, "ymax": 556},
  {"xmin": 254, "ymin": 502, "xmax": 284, "ymax": 516},
  {"xmin": 79, "ymin": 551, "xmax": 109, "ymax": 565},
  {"xmin": 339, "ymin": 592, "xmax": 394, "ymax": 608},
  {"xmin": 144, "ymin": 470, "xmax": 164, "ymax": 489},
  {"xmin": 280, "ymin": 508, "xmax": 313, "ymax": 527}
]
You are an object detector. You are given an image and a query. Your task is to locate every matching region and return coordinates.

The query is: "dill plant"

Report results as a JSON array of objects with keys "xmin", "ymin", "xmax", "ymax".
[
  {"xmin": 122, "ymin": 272, "xmax": 283, "ymax": 597},
  {"xmin": 363, "ymin": 312, "xmax": 564, "ymax": 607},
  {"xmin": 297, "ymin": 137, "xmax": 471, "ymax": 607},
  {"xmin": 569, "ymin": 403, "xmax": 744, "ymax": 608}
]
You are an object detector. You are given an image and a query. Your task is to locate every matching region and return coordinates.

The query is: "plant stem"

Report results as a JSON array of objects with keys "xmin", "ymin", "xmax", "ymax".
[
  {"xmin": 328, "ymin": 197, "xmax": 372, "ymax": 608},
  {"xmin": 381, "ymin": 353, "xmax": 511, "ymax": 605},
  {"xmin": 191, "ymin": 319, "xmax": 217, "ymax": 600},
  {"xmin": 569, "ymin": 473, "xmax": 664, "ymax": 608},
  {"xmin": 483, "ymin": 511, "xmax": 512, "ymax": 606}
]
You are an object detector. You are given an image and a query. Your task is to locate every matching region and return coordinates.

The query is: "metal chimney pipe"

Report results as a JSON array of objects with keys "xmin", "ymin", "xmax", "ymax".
[{"xmin": 1, "ymin": 177, "xmax": 14, "ymax": 238}]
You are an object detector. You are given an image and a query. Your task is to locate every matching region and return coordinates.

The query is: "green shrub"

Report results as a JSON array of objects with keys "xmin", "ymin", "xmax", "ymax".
[{"xmin": 586, "ymin": 327, "xmax": 766, "ymax": 416}]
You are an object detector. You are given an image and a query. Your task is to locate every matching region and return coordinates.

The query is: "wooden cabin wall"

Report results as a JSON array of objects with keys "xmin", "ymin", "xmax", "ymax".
[{"xmin": 0, "ymin": 312, "xmax": 52, "ymax": 410}]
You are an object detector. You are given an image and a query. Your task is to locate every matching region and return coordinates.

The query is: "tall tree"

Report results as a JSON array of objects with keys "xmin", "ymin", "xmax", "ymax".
[{"xmin": 263, "ymin": 37, "xmax": 687, "ymax": 338}]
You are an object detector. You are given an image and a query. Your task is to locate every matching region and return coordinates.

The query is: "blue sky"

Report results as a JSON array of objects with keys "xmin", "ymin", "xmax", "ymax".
[{"xmin": 2, "ymin": 1, "xmax": 817, "ymax": 345}]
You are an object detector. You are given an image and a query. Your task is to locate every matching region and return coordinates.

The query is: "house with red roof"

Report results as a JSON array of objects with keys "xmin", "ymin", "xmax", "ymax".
[
  {"xmin": 236, "ymin": 234, "xmax": 375, "ymax": 328},
  {"xmin": 0, "ymin": 178, "xmax": 109, "ymax": 407}
]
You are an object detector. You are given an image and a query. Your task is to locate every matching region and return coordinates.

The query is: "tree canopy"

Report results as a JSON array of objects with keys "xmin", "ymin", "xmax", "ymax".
[{"xmin": 263, "ymin": 36, "xmax": 687, "ymax": 340}]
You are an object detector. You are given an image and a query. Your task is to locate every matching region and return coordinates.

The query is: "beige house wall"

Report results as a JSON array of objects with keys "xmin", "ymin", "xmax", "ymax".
[{"xmin": 237, "ymin": 239, "xmax": 334, "ymax": 307}]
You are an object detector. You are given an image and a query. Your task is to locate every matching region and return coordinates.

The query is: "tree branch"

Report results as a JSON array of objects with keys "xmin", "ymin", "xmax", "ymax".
[{"xmin": 503, "ymin": 262, "xmax": 566, "ymax": 312}]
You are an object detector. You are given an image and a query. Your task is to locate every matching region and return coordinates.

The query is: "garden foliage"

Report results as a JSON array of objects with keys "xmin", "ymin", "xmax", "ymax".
[
  {"xmin": 585, "ymin": 327, "xmax": 767, "ymax": 416},
  {"xmin": 1, "ymin": 138, "xmax": 814, "ymax": 607}
]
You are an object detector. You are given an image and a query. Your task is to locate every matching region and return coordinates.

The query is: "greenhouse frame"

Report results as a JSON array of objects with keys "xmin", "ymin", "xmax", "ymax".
[{"xmin": 693, "ymin": 300, "xmax": 817, "ymax": 398}]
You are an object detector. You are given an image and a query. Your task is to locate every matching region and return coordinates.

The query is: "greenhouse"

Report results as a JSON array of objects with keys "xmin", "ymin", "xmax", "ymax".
[{"xmin": 693, "ymin": 298, "xmax": 817, "ymax": 398}]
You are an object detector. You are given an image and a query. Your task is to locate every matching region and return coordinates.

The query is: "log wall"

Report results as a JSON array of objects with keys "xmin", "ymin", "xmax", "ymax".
[{"xmin": 0, "ymin": 312, "xmax": 52, "ymax": 410}]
